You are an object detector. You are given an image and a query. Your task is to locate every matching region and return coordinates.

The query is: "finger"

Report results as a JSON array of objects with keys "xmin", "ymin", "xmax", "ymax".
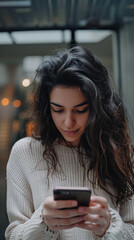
[
  {"xmin": 90, "ymin": 196, "xmax": 108, "ymax": 208},
  {"xmin": 89, "ymin": 196, "xmax": 109, "ymax": 217},
  {"xmin": 78, "ymin": 205, "xmax": 107, "ymax": 219},
  {"xmin": 85, "ymin": 213, "xmax": 108, "ymax": 226},
  {"xmin": 44, "ymin": 197, "xmax": 78, "ymax": 210},
  {"xmin": 45, "ymin": 215, "xmax": 86, "ymax": 227},
  {"xmin": 54, "ymin": 200, "xmax": 78, "ymax": 209},
  {"xmin": 74, "ymin": 221, "xmax": 94, "ymax": 231},
  {"xmin": 78, "ymin": 205, "xmax": 105, "ymax": 216},
  {"xmin": 43, "ymin": 207, "xmax": 84, "ymax": 219}
]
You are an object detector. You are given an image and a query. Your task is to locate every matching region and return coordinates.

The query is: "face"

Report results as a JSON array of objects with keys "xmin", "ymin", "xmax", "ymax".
[{"xmin": 50, "ymin": 86, "xmax": 89, "ymax": 147}]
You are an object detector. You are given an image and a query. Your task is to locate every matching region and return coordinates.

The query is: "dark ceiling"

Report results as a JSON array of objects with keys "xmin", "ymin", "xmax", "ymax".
[{"xmin": 0, "ymin": 0, "xmax": 134, "ymax": 32}]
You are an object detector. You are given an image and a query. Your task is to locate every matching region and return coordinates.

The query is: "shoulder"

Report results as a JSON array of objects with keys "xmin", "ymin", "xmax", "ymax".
[
  {"xmin": 11, "ymin": 137, "xmax": 42, "ymax": 154},
  {"xmin": 7, "ymin": 137, "xmax": 44, "ymax": 172}
]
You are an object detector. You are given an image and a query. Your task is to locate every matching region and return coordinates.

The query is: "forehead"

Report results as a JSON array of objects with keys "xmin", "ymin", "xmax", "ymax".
[{"xmin": 49, "ymin": 86, "xmax": 87, "ymax": 106}]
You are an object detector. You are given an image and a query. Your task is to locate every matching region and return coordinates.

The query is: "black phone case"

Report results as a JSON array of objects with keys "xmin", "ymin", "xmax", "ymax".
[{"xmin": 53, "ymin": 187, "xmax": 91, "ymax": 208}]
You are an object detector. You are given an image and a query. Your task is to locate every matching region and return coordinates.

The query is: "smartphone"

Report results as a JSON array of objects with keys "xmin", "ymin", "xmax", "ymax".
[{"xmin": 53, "ymin": 186, "xmax": 91, "ymax": 208}]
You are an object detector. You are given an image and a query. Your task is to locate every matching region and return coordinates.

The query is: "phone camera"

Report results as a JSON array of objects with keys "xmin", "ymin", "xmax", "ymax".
[{"xmin": 62, "ymin": 191, "xmax": 69, "ymax": 195}]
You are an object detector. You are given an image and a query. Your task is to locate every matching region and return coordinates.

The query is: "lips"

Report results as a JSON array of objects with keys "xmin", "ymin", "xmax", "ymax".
[{"xmin": 62, "ymin": 129, "xmax": 79, "ymax": 136}]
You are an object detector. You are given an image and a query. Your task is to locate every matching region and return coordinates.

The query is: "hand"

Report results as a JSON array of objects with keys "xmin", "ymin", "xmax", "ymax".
[
  {"xmin": 42, "ymin": 196, "xmax": 87, "ymax": 231},
  {"xmin": 75, "ymin": 196, "xmax": 111, "ymax": 237}
]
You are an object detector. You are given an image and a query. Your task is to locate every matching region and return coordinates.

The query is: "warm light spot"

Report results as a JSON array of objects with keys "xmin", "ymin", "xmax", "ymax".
[
  {"xmin": 13, "ymin": 100, "xmax": 21, "ymax": 108},
  {"xmin": 26, "ymin": 121, "xmax": 35, "ymax": 136},
  {"xmin": 1, "ymin": 98, "xmax": 9, "ymax": 106},
  {"xmin": 22, "ymin": 78, "xmax": 31, "ymax": 87}
]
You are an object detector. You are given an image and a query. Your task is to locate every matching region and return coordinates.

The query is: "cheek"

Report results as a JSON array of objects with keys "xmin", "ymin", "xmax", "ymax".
[
  {"xmin": 51, "ymin": 112, "xmax": 61, "ymax": 127},
  {"xmin": 78, "ymin": 113, "xmax": 89, "ymax": 127}
]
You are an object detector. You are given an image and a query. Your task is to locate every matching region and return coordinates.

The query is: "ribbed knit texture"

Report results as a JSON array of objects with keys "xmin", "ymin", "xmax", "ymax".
[{"xmin": 5, "ymin": 137, "xmax": 134, "ymax": 239}]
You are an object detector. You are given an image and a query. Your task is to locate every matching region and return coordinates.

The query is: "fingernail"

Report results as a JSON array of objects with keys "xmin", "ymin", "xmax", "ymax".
[
  {"xmin": 90, "ymin": 201, "xmax": 95, "ymax": 206},
  {"xmin": 72, "ymin": 201, "xmax": 77, "ymax": 206}
]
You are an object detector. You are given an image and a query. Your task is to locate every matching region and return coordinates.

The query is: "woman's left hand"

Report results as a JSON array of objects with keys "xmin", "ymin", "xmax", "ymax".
[{"xmin": 75, "ymin": 196, "xmax": 111, "ymax": 237}]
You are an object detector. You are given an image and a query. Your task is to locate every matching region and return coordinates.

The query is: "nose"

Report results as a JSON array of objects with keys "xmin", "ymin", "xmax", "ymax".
[{"xmin": 64, "ymin": 112, "xmax": 75, "ymax": 128}]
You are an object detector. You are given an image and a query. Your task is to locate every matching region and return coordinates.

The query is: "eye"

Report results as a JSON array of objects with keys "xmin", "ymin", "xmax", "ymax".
[
  {"xmin": 76, "ymin": 107, "xmax": 89, "ymax": 113},
  {"xmin": 52, "ymin": 108, "xmax": 64, "ymax": 113}
]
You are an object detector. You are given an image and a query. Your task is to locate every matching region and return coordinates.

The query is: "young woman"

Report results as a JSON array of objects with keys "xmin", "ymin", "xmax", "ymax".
[{"xmin": 5, "ymin": 46, "xmax": 134, "ymax": 239}]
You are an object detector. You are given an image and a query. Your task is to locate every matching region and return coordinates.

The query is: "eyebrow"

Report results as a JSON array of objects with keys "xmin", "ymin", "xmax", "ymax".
[{"xmin": 50, "ymin": 101, "xmax": 88, "ymax": 108}]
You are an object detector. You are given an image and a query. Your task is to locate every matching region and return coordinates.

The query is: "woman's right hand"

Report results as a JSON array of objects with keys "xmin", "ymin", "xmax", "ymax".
[{"xmin": 42, "ymin": 196, "xmax": 87, "ymax": 231}]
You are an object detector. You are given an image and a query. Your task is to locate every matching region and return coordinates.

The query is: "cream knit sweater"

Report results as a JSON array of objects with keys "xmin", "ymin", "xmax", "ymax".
[{"xmin": 5, "ymin": 137, "xmax": 134, "ymax": 240}]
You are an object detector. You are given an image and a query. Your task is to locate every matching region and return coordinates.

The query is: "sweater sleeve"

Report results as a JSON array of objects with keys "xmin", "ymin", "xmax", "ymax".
[
  {"xmin": 5, "ymin": 140, "xmax": 59, "ymax": 240},
  {"xmin": 91, "ymin": 200, "xmax": 134, "ymax": 240}
]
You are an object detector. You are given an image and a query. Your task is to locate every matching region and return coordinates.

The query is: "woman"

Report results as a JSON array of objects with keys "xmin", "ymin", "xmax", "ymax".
[{"xmin": 5, "ymin": 46, "xmax": 134, "ymax": 239}]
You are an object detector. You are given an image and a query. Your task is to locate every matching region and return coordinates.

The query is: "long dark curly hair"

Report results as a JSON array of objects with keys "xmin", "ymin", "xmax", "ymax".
[{"xmin": 32, "ymin": 45, "xmax": 134, "ymax": 205}]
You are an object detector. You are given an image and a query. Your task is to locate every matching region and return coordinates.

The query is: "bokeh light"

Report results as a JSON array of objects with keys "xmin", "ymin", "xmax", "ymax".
[
  {"xmin": 13, "ymin": 100, "xmax": 21, "ymax": 108},
  {"xmin": 1, "ymin": 98, "xmax": 9, "ymax": 106},
  {"xmin": 22, "ymin": 78, "xmax": 31, "ymax": 87}
]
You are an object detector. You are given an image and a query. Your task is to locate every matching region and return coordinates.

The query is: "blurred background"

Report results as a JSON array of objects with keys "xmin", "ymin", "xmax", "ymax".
[{"xmin": 0, "ymin": 0, "xmax": 134, "ymax": 239}]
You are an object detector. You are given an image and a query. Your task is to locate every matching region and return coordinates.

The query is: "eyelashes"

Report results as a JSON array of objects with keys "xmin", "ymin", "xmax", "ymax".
[
  {"xmin": 52, "ymin": 109, "xmax": 63, "ymax": 113},
  {"xmin": 76, "ymin": 107, "xmax": 89, "ymax": 113},
  {"xmin": 52, "ymin": 107, "xmax": 89, "ymax": 114}
]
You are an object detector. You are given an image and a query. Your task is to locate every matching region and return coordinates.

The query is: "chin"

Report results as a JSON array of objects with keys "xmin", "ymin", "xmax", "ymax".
[{"xmin": 65, "ymin": 138, "xmax": 80, "ymax": 147}]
